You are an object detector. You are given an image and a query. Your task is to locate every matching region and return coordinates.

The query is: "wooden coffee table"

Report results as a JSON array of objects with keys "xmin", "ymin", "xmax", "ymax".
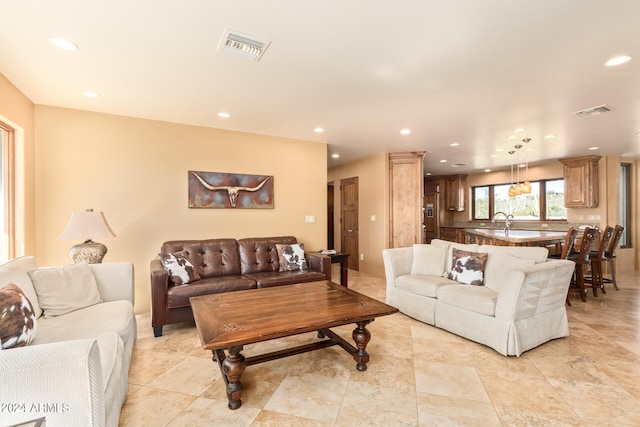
[{"xmin": 190, "ymin": 280, "xmax": 398, "ymax": 409}]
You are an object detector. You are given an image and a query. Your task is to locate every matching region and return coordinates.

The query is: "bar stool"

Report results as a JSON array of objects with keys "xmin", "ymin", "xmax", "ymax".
[
  {"xmin": 566, "ymin": 227, "xmax": 598, "ymax": 305},
  {"xmin": 585, "ymin": 226, "xmax": 614, "ymax": 296},
  {"xmin": 603, "ymin": 225, "xmax": 624, "ymax": 290},
  {"xmin": 549, "ymin": 227, "xmax": 578, "ymax": 260}
]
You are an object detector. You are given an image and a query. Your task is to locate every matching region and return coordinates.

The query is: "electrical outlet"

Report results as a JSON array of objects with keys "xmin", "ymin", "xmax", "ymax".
[
  {"xmin": 305, "ymin": 215, "xmax": 315, "ymax": 223},
  {"xmin": 370, "ymin": 215, "xmax": 376, "ymax": 222},
  {"xmin": 360, "ymin": 253, "xmax": 364, "ymax": 261},
  {"xmin": 541, "ymin": 223, "xmax": 548, "ymax": 228}
]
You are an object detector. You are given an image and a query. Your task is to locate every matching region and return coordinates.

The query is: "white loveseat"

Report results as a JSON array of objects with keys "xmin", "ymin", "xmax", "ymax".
[
  {"xmin": 382, "ymin": 239, "xmax": 575, "ymax": 356},
  {"xmin": 0, "ymin": 256, "xmax": 136, "ymax": 427}
]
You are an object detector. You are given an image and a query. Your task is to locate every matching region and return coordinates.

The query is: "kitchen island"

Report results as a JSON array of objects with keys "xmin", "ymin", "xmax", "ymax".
[{"xmin": 465, "ymin": 228, "xmax": 567, "ymax": 247}]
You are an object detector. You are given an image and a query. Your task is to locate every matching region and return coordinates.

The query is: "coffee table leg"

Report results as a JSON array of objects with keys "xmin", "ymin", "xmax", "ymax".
[
  {"xmin": 222, "ymin": 345, "xmax": 246, "ymax": 409},
  {"xmin": 352, "ymin": 320, "xmax": 372, "ymax": 371}
]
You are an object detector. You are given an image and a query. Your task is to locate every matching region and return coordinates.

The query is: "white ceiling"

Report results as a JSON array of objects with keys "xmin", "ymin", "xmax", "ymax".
[{"xmin": 1, "ymin": 0, "xmax": 639, "ymax": 175}]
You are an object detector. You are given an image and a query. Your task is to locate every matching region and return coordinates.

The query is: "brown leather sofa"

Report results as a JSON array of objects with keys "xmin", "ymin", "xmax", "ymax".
[{"xmin": 150, "ymin": 236, "xmax": 331, "ymax": 337}]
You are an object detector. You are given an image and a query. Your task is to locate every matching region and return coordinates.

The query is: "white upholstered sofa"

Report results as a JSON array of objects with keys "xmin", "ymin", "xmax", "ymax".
[
  {"xmin": 0, "ymin": 256, "xmax": 136, "ymax": 427},
  {"xmin": 382, "ymin": 239, "xmax": 575, "ymax": 356}
]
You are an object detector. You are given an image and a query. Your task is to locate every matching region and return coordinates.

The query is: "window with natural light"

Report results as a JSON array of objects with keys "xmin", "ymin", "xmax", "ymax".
[{"xmin": 472, "ymin": 179, "xmax": 566, "ymax": 221}]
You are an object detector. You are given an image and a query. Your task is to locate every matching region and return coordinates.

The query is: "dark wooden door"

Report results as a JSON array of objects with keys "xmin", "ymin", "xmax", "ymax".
[{"xmin": 340, "ymin": 177, "xmax": 359, "ymax": 270}]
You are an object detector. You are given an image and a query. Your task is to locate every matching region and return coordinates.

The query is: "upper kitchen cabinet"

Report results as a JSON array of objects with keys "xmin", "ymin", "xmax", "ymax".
[
  {"xmin": 445, "ymin": 174, "xmax": 467, "ymax": 211},
  {"xmin": 559, "ymin": 155, "xmax": 600, "ymax": 208}
]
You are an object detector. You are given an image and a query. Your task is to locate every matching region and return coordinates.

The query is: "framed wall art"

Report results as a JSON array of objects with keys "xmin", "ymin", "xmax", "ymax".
[{"xmin": 188, "ymin": 170, "xmax": 274, "ymax": 209}]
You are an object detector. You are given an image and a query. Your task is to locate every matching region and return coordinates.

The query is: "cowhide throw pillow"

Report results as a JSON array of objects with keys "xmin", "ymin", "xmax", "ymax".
[
  {"xmin": 276, "ymin": 243, "xmax": 308, "ymax": 271},
  {"xmin": 0, "ymin": 283, "xmax": 38, "ymax": 349},
  {"xmin": 447, "ymin": 248, "xmax": 488, "ymax": 286},
  {"xmin": 159, "ymin": 250, "xmax": 201, "ymax": 285}
]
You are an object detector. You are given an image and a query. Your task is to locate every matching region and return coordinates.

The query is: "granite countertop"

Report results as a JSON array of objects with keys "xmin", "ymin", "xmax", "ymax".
[{"xmin": 466, "ymin": 228, "xmax": 567, "ymax": 243}]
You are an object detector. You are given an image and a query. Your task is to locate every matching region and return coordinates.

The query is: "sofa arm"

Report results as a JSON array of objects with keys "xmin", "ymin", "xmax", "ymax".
[
  {"xmin": 89, "ymin": 262, "xmax": 135, "ymax": 304},
  {"xmin": 150, "ymin": 258, "xmax": 169, "ymax": 329},
  {"xmin": 495, "ymin": 260, "xmax": 575, "ymax": 321},
  {"xmin": 382, "ymin": 247, "xmax": 413, "ymax": 285},
  {"xmin": 305, "ymin": 252, "xmax": 331, "ymax": 281},
  {"xmin": 0, "ymin": 339, "xmax": 105, "ymax": 427}
]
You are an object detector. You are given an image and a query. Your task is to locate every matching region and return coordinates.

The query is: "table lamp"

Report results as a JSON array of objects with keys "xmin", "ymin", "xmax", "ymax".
[{"xmin": 58, "ymin": 209, "xmax": 116, "ymax": 263}]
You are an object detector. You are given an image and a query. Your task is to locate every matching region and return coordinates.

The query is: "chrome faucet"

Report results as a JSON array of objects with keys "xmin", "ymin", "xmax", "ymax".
[{"xmin": 492, "ymin": 211, "xmax": 514, "ymax": 234}]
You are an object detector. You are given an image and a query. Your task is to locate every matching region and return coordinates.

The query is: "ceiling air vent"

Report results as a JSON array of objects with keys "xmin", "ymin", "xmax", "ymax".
[
  {"xmin": 219, "ymin": 28, "xmax": 270, "ymax": 61},
  {"xmin": 451, "ymin": 163, "xmax": 466, "ymax": 168},
  {"xmin": 573, "ymin": 104, "xmax": 612, "ymax": 118}
]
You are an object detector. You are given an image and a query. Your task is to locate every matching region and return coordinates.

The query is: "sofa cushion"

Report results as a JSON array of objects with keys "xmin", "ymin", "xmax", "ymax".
[
  {"xmin": 28, "ymin": 262, "xmax": 102, "ymax": 318},
  {"xmin": 396, "ymin": 274, "xmax": 455, "ymax": 297},
  {"xmin": 447, "ymin": 248, "xmax": 488, "ymax": 286},
  {"xmin": 437, "ymin": 284, "xmax": 498, "ymax": 316},
  {"xmin": 167, "ymin": 275, "xmax": 257, "ymax": 308},
  {"xmin": 410, "ymin": 244, "xmax": 448, "ymax": 276},
  {"xmin": 244, "ymin": 270, "xmax": 326, "ymax": 288},
  {"xmin": 0, "ymin": 256, "xmax": 42, "ymax": 318},
  {"xmin": 0, "ymin": 283, "xmax": 38, "ymax": 349},
  {"xmin": 239, "ymin": 236, "xmax": 298, "ymax": 274},
  {"xmin": 161, "ymin": 239, "xmax": 242, "ymax": 278},
  {"xmin": 159, "ymin": 250, "xmax": 201, "ymax": 285},
  {"xmin": 276, "ymin": 243, "xmax": 308, "ymax": 271},
  {"xmin": 484, "ymin": 252, "xmax": 536, "ymax": 292}
]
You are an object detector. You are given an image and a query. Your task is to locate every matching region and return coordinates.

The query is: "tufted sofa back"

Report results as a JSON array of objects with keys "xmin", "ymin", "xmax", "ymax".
[
  {"xmin": 161, "ymin": 238, "xmax": 241, "ymax": 278},
  {"xmin": 237, "ymin": 236, "xmax": 298, "ymax": 274}
]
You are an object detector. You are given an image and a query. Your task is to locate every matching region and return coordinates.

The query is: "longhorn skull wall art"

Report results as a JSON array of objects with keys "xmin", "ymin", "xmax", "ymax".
[{"xmin": 188, "ymin": 170, "xmax": 274, "ymax": 209}]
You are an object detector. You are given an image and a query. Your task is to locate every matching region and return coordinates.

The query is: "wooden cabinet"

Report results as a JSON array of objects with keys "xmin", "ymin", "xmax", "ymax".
[
  {"xmin": 389, "ymin": 151, "xmax": 425, "ymax": 247},
  {"xmin": 559, "ymin": 156, "xmax": 600, "ymax": 208},
  {"xmin": 444, "ymin": 174, "xmax": 467, "ymax": 211},
  {"xmin": 440, "ymin": 227, "xmax": 464, "ymax": 243}
]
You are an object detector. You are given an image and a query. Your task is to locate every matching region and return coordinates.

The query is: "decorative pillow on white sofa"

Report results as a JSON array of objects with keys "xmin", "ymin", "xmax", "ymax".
[
  {"xmin": 28, "ymin": 262, "xmax": 102, "ymax": 319},
  {"xmin": 276, "ymin": 243, "xmax": 308, "ymax": 271},
  {"xmin": 447, "ymin": 248, "xmax": 488, "ymax": 286},
  {"xmin": 0, "ymin": 256, "xmax": 42, "ymax": 318},
  {"xmin": 431, "ymin": 240, "xmax": 481, "ymax": 277},
  {"xmin": 484, "ymin": 252, "xmax": 536, "ymax": 291},
  {"xmin": 0, "ymin": 283, "xmax": 38, "ymax": 349},
  {"xmin": 410, "ymin": 244, "xmax": 448, "ymax": 276}
]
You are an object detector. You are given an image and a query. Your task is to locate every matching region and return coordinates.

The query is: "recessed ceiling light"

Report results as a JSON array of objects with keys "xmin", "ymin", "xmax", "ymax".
[
  {"xmin": 484, "ymin": 169, "xmax": 492, "ymax": 173},
  {"xmin": 588, "ymin": 146, "xmax": 600, "ymax": 151},
  {"xmin": 513, "ymin": 128, "xmax": 526, "ymax": 133},
  {"xmin": 400, "ymin": 129, "xmax": 411, "ymax": 135},
  {"xmin": 81, "ymin": 90, "xmax": 99, "ymax": 98},
  {"xmin": 217, "ymin": 112, "xmax": 230, "ymax": 118},
  {"xmin": 439, "ymin": 159, "xmax": 447, "ymax": 163},
  {"xmin": 331, "ymin": 153, "xmax": 340, "ymax": 158},
  {"xmin": 313, "ymin": 127, "xmax": 324, "ymax": 133},
  {"xmin": 496, "ymin": 148, "xmax": 504, "ymax": 152},
  {"xmin": 51, "ymin": 38, "xmax": 78, "ymax": 51},
  {"xmin": 507, "ymin": 135, "xmax": 517, "ymax": 140},
  {"xmin": 450, "ymin": 142, "xmax": 460, "ymax": 147},
  {"xmin": 544, "ymin": 134, "xmax": 556, "ymax": 139},
  {"xmin": 490, "ymin": 154, "xmax": 498, "ymax": 158},
  {"xmin": 605, "ymin": 55, "xmax": 632, "ymax": 67}
]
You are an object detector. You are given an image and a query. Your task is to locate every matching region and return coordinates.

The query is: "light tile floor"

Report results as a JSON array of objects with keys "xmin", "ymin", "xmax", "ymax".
[{"xmin": 120, "ymin": 266, "xmax": 640, "ymax": 426}]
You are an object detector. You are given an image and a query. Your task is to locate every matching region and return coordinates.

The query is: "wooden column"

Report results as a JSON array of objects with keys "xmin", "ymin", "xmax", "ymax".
[{"xmin": 388, "ymin": 151, "xmax": 425, "ymax": 248}]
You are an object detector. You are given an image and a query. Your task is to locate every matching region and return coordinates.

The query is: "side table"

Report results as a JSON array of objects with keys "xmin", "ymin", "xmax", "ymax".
[{"xmin": 328, "ymin": 253, "xmax": 349, "ymax": 287}]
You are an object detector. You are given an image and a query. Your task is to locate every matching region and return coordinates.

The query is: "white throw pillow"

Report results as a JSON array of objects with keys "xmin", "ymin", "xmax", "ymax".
[
  {"xmin": 28, "ymin": 262, "xmax": 102, "ymax": 318},
  {"xmin": 410, "ymin": 244, "xmax": 448, "ymax": 276},
  {"xmin": 484, "ymin": 252, "xmax": 536, "ymax": 292}
]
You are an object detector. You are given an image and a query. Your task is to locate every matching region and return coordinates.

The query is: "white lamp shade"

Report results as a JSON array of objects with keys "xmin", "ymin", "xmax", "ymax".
[{"xmin": 58, "ymin": 210, "xmax": 116, "ymax": 241}]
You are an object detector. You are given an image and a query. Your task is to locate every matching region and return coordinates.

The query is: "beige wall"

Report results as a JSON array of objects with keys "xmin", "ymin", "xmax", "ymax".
[
  {"xmin": 33, "ymin": 106, "xmax": 328, "ymax": 313},
  {"xmin": 327, "ymin": 153, "xmax": 388, "ymax": 277},
  {"xmin": 0, "ymin": 74, "xmax": 36, "ymax": 256}
]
